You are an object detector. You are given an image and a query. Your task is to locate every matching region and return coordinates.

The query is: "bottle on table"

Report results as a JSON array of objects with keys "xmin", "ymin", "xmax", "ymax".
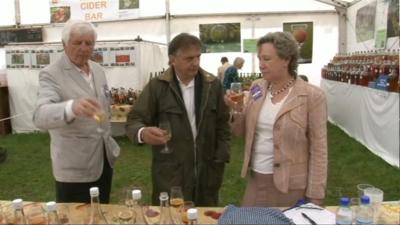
[
  {"xmin": 12, "ymin": 198, "xmax": 27, "ymax": 225},
  {"xmin": 355, "ymin": 195, "xmax": 374, "ymax": 225},
  {"xmin": 46, "ymin": 201, "xmax": 60, "ymax": 225},
  {"xmin": 336, "ymin": 197, "xmax": 352, "ymax": 225},
  {"xmin": 88, "ymin": 187, "xmax": 108, "ymax": 225},
  {"xmin": 157, "ymin": 192, "xmax": 175, "ymax": 225},
  {"xmin": 132, "ymin": 189, "xmax": 148, "ymax": 225},
  {"xmin": 187, "ymin": 208, "xmax": 198, "ymax": 225}
]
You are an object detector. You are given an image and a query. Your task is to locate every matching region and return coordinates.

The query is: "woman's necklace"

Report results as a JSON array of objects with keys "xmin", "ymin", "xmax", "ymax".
[{"xmin": 268, "ymin": 78, "xmax": 295, "ymax": 97}]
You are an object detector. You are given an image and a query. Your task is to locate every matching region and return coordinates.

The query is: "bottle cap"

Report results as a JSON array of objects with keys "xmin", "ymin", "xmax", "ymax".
[
  {"xmin": 132, "ymin": 190, "xmax": 142, "ymax": 201},
  {"xmin": 90, "ymin": 187, "xmax": 99, "ymax": 197},
  {"xmin": 12, "ymin": 199, "xmax": 23, "ymax": 209},
  {"xmin": 340, "ymin": 197, "xmax": 350, "ymax": 206},
  {"xmin": 361, "ymin": 195, "xmax": 370, "ymax": 204},
  {"xmin": 159, "ymin": 192, "xmax": 168, "ymax": 201},
  {"xmin": 46, "ymin": 201, "xmax": 57, "ymax": 212},
  {"xmin": 187, "ymin": 208, "xmax": 198, "ymax": 220}
]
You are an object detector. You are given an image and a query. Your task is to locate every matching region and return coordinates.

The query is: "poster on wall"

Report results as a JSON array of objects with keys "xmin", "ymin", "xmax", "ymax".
[
  {"xmin": 374, "ymin": 0, "xmax": 390, "ymax": 48},
  {"xmin": 108, "ymin": 47, "xmax": 136, "ymax": 66},
  {"xmin": 355, "ymin": 1, "xmax": 377, "ymax": 43},
  {"xmin": 199, "ymin": 23, "xmax": 241, "ymax": 53},
  {"xmin": 6, "ymin": 50, "xmax": 31, "ymax": 69},
  {"xmin": 91, "ymin": 47, "xmax": 110, "ymax": 66},
  {"xmin": 283, "ymin": 22, "xmax": 313, "ymax": 64},
  {"xmin": 49, "ymin": 0, "xmax": 139, "ymax": 22},
  {"xmin": 387, "ymin": 0, "xmax": 399, "ymax": 38},
  {"xmin": 243, "ymin": 39, "xmax": 257, "ymax": 53},
  {"xmin": 31, "ymin": 50, "xmax": 51, "ymax": 69}
]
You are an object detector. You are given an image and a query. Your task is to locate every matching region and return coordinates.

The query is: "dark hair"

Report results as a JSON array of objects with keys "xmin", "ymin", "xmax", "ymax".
[
  {"xmin": 168, "ymin": 33, "xmax": 202, "ymax": 56},
  {"xmin": 257, "ymin": 32, "xmax": 299, "ymax": 78},
  {"xmin": 221, "ymin": 57, "xmax": 228, "ymax": 63}
]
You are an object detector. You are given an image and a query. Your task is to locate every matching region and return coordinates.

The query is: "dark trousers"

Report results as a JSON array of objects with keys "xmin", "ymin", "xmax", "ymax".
[{"xmin": 55, "ymin": 155, "xmax": 113, "ymax": 204}]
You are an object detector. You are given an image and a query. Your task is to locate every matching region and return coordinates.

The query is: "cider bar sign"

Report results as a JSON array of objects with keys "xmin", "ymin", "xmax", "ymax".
[
  {"xmin": 50, "ymin": 0, "xmax": 138, "ymax": 22},
  {"xmin": 73, "ymin": 0, "xmax": 118, "ymax": 22}
]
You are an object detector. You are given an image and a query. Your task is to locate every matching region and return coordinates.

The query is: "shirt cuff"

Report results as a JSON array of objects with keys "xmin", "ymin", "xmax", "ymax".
[
  {"xmin": 64, "ymin": 99, "xmax": 76, "ymax": 122},
  {"xmin": 137, "ymin": 127, "xmax": 145, "ymax": 144}
]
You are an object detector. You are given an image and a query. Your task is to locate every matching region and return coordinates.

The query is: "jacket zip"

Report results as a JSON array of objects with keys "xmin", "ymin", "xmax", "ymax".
[{"xmin": 168, "ymin": 82, "xmax": 199, "ymax": 180}]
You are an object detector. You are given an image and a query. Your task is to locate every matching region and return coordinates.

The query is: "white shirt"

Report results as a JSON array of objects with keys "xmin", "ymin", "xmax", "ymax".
[
  {"xmin": 138, "ymin": 75, "xmax": 197, "ymax": 143},
  {"xmin": 251, "ymin": 88, "xmax": 292, "ymax": 174},
  {"xmin": 176, "ymin": 76, "xmax": 197, "ymax": 139},
  {"xmin": 64, "ymin": 63, "xmax": 94, "ymax": 122}
]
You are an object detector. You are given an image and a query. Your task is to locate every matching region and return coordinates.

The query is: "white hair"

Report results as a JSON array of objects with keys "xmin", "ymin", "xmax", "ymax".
[
  {"xmin": 233, "ymin": 57, "xmax": 245, "ymax": 67},
  {"xmin": 61, "ymin": 20, "xmax": 97, "ymax": 45}
]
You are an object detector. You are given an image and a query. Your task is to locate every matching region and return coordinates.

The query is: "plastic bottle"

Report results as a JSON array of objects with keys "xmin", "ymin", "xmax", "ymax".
[
  {"xmin": 12, "ymin": 199, "xmax": 27, "ymax": 225},
  {"xmin": 187, "ymin": 208, "xmax": 198, "ymax": 225},
  {"xmin": 132, "ymin": 189, "xmax": 148, "ymax": 225},
  {"xmin": 355, "ymin": 195, "xmax": 374, "ymax": 225},
  {"xmin": 336, "ymin": 197, "xmax": 352, "ymax": 225},
  {"xmin": 88, "ymin": 187, "xmax": 108, "ymax": 225},
  {"xmin": 46, "ymin": 201, "xmax": 60, "ymax": 225},
  {"xmin": 157, "ymin": 192, "xmax": 175, "ymax": 225}
]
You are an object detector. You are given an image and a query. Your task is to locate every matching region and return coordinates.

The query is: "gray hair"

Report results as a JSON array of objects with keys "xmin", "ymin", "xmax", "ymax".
[
  {"xmin": 257, "ymin": 32, "xmax": 299, "ymax": 77},
  {"xmin": 61, "ymin": 20, "xmax": 97, "ymax": 45},
  {"xmin": 233, "ymin": 57, "xmax": 245, "ymax": 67}
]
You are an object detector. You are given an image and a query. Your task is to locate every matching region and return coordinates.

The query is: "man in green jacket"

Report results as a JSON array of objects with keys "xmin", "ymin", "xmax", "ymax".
[{"xmin": 126, "ymin": 33, "xmax": 231, "ymax": 206}]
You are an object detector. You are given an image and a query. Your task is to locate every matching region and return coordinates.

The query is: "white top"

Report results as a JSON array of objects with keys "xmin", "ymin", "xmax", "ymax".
[
  {"xmin": 176, "ymin": 76, "xmax": 197, "ymax": 139},
  {"xmin": 251, "ymin": 88, "xmax": 291, "ymax": 174}
]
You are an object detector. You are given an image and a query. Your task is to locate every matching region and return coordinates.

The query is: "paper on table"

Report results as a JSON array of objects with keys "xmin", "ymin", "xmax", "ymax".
[{"xmin": 283, "ymin": 203, "xmax": 336, "ymax": 225}]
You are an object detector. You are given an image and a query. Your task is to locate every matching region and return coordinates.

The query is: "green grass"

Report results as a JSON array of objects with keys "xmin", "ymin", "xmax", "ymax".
[{"xmin": 0, "ymin": 123, "xmax": 399, "ymax": 206}]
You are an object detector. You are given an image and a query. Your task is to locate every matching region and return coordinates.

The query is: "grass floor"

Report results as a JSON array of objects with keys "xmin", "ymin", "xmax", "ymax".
[{"xmin": 0, "ymin": 123, "xmax": 399, "ymax": 206}]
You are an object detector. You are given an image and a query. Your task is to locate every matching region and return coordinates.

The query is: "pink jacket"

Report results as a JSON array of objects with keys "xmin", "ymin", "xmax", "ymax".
[{"xmin": 232, "ymin": 78, "xmax": 328, "ymax": 200}]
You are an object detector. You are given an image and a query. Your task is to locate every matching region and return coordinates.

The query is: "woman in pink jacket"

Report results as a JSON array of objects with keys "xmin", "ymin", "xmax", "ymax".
[{"xmin": 225, "ymin": 32, "xmax": 328, "ymax": 207}]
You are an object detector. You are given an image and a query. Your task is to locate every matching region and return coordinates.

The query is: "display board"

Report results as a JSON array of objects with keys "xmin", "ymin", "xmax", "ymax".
[{"xmin": 5, "ymin": 41, "xmax": 168, "ymax": 133}]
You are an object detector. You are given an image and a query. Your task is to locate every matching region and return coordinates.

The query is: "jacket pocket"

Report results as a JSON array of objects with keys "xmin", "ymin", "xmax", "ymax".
[
  {"xmin": 288, "ymin": 162, "xmax": 308, "ymax": 190},
  {"xmin": 154, "ymin": 161, "xmax": 183, "ymax": 189},
  {"xmin": 289, "ymin": 107, "xmax": 308, "ymax": 129}
]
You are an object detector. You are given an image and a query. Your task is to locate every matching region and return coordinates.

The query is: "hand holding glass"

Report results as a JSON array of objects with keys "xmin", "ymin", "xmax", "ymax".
[
  {"xmin": 159, "ymin": 121, "xmax": 172, "ymax": 154},
  {"xmin": 229, "ymin": 82, "xmax": 244, "ymax": 113}
]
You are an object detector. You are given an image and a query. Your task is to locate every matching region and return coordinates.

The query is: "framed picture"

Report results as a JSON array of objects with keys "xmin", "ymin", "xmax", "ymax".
[
  {"xmin": 199, "ymin": 23, "xmax": 241, "ymax": 53},
  {"xmin": 283, "ymin": 22, "xmax": 313, "ymax": 64}
]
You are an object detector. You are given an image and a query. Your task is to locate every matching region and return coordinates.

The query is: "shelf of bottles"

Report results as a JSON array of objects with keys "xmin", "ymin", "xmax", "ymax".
[
  {"xmin": 321, "ymin": 49, "xmax": 400, "ymax": 92},
  {"xmin": 239, "ymin": 72, "xmax": 262, "ymax": 91}
]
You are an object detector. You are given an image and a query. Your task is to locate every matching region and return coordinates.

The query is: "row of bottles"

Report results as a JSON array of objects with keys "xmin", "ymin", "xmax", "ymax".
[
  {"xmin": 336, "ymin": 196, "xmax": 374, "ymax": 225},
  {"xmin": 1, "ymin": 187, "xmax": 199, "ymax": 225},
  {"xmin": 322, "ymin": 49, "xmax": 400, "ymax": 92}
]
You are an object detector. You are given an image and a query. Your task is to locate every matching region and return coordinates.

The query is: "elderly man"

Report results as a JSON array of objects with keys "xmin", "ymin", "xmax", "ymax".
[
  {"xmin": 126, "ymin": 33, "xmax": 231, "ymax": 206},
  {"xmin": 223, "ymin": 57, "xmax": 245, "ymax": 91},
  {"xmin": 33, "ymin": 20, "xmax": 120, "ymax": 203}
]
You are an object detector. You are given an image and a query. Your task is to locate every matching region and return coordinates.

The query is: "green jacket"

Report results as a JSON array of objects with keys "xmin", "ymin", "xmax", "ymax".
[{"xmin": 126, "ymin": 67, "xmax": 231, "ymax": 206}]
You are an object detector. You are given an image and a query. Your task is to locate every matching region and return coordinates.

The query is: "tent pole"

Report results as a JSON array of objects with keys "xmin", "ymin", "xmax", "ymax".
[
  {"xmin": 14, "ymin": 0, "xmax": 21, "ymax": 28},
  {"xmin": 165, "ymin": 0, "xmax": 171, "ymax": 44},
  {"xmin": 336, "ymin": 6, "xmax": 347, "ymax": 53}
]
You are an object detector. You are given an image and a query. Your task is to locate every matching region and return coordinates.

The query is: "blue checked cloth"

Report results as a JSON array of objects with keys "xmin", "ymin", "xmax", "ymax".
[{"xmin": 218, "ymin": 205, "xmax": 295, "ymax": 225}]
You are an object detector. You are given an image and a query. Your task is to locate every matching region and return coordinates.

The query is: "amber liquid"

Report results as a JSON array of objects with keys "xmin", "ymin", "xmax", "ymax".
[
  {"xmin": 93, "ymin": 111, "xmax": 106, "ymax": 123},
  {"xmin": 229, "ymin": 93, "xmax": 243, "ymax": 103},
  {"xmin": 170, "ymin": 198, "xmax": 184, "ymax": 208}
]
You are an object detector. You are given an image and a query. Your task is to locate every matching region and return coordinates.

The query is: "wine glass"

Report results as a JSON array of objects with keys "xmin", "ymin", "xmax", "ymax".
[
  {"xmin": 118, "ymin": 208, "xmax": 134, "ymax": 225},
  {"xmin": 170, "ymin": 186, "xmax": 184, "ymax": 210},
  {"xmin": 93, "ymin": 109, "xmax": 106, "ymax": 134},
  {"xmin": 57, "ymin": 204, "xmax": 70, "ymax": 225},
  {"xmin": 229, "ymin": 82, "xmax": 243, "ymax": 114},
  {"xmin": 159, "ymin": 120, "xmax": 172, "ymax": 154}
]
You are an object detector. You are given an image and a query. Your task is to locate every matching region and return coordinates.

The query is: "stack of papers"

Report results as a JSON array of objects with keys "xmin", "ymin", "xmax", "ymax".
[{"xmin": 283, "ymin": 203, "xmax": 336, "ymax": 225}]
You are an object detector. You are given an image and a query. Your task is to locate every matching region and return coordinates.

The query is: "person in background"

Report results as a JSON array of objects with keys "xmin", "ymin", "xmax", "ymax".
[
  {"xmin": 223, "ymin": 57, "xmax": 245, "ymax": 91},
  {"xmin": 125, "ymin": 33, "xmax": 231, "ymax": 206},
  {"xmin": 217, "ymin": 57, "xmax": 231, "ymax": 83},
  {"xmin": 299, "ymin": 74, "xmax": 308, "ymax": 82},
  {"xmin": 33, "ymin": 20, "xmax": 120, "ymax": 203},
  {"xmin": 225, "ymin": 32, "xmax": 328, "ymax": 207}
]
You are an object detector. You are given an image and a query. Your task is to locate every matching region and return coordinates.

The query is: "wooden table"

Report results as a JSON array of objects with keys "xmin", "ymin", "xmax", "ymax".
[{"xmin": 1, "ymin": 201, "xmax": 399, "ymax": 224}]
